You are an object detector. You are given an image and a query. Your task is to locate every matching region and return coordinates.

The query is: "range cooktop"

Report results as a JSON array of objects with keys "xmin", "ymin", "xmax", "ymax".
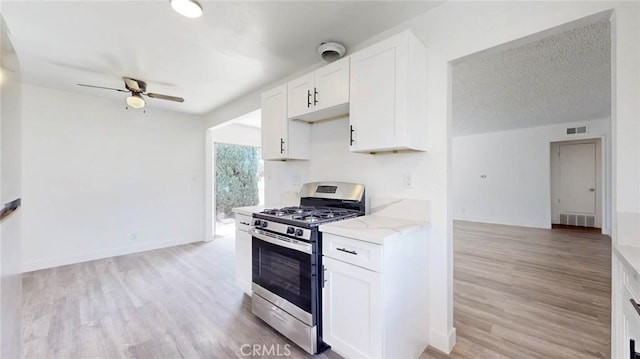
[{"xmin": 254, "ymin": 206, "xmax": 361, "ymax": 227}]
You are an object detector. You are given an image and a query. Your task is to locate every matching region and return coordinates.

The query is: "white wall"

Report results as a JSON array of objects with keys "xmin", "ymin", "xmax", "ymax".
[
  {"xmin": 264, "ymin": 117, "xmax": 430, "ymax": 205},
  {"xmin": 202, "ymin": 1, "xmax": 639, "ymax": 353},
  {"xmin": 21, "ymin": 84, "xmax": 205, "ymax": 272},
  {"xmin": 0, "ymin": 14, "xmax": 22, "ymax": 359},
  {"xmin": 213, "ymin": 124, "xmax": 261, "ymax": 147},
  {"xmin": 453, "ymin": 118, "xmax": 611, "ymax": 230}
]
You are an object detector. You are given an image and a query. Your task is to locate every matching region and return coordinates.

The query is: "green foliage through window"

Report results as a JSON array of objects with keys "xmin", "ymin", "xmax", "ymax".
[{"xmin": 215, "ymin": 143, "xmax": 261, "ymax": 219}]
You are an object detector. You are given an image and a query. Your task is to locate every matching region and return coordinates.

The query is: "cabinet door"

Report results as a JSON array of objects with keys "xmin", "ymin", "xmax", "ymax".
[
  {"xmin": 235, "ymin": 229, "xmax": 252, "ymax": 295},
  {"xmin": 622, "ymin": 292, "xmax": 640, "ymax": 359},
  {"xmin": 287, "ymin": 72, "xmax": 315, "ymax": 119},
  {"xmin": 315, "ymin": 57, "xmax": 350, "ymax": 112},
  {"xmin": 322, "ymin": 257, "xmax": 382, "ymax": 359},
  {"xmin": 261, "ymin": 84, "xmax": 288, "ymax": 160},
  {"xmin": 349, "ymin": 34, "xmax": 407, "ymax": 152}
]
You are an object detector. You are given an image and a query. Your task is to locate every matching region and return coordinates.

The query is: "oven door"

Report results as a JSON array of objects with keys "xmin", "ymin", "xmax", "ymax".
[{"xmin": 251, "ymin": 228, "xmax": 316, "ymax": 324}]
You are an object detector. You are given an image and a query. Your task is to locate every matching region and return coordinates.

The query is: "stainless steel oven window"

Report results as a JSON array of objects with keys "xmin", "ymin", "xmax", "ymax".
[{"xmin": 252, "ymin": 237, "xmax": 313, "ymax": 314}]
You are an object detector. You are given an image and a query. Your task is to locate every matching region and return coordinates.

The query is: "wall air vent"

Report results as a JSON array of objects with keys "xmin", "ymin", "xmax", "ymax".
[
  {"xmin": 559, "ymin": 213, "xmax": 596, "ymax": 227},
  {"xmin": 566, "ymin": 126, "xmax": 588, "ymax": 135}
]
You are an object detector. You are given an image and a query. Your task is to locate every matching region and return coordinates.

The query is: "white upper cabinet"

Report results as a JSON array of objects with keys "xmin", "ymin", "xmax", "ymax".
[
  {"xmin": 261, "ymin": 84, "xmax": 310, "ymax": 160},
  {"xmin": 287, "ymin": 57, "xmax": 350, "ymax": 122},
  {"xmin": 349, "ymin": 30, "xmax": 427, "ymax": 153},
  {"xmin": 287, "ymin": 73, "xmax": 316, "ymax": 119}
]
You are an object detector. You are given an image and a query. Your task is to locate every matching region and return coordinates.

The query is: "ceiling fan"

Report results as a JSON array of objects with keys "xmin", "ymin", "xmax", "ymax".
[{"xmin": 77, "ymin": 77, "xmax": 184, "ymax": 109}]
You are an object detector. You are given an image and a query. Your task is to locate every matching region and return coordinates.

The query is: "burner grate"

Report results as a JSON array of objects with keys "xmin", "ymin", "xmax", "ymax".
[
  {"xmin": 292, "ymin": 209, "xmax": 355, "ymax": 222},
  {"xmin": 258, "ymin": 206, "xmax": 361, "ymax": 226}
]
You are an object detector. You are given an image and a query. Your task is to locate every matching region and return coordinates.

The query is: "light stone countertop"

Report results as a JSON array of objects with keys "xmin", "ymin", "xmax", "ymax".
[
  {"xmin": 614, "ymin": 244, "xmax": 640, "ymax": 276},
  {"xmin": 231, "ymin": 205, "xmax": 265, "ymax": 216},
  {"xmin": 318, "ymin": 215, "xmax": 429, "ymax": 245}
]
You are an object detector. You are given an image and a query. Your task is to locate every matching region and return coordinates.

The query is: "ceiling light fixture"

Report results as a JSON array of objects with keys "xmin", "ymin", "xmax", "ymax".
[
  {"xmin": 170, "ymin": 0, "xmax": 203, "ymax": 18},
  {"xmin": 126, "ymin": 93, "xmax": 145, "ymax": 109}
]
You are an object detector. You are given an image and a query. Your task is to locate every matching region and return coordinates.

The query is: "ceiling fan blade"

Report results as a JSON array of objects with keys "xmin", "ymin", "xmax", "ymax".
[
  {"xmin": 146, "ymin": 93, "xmax": 185, "ymax": 103},
  {"xmin": 123, "ymin": 77, "xmax": 143, "ymax": 92},
  {"xmin": 77, "ymin": 83, "xmax": 129, "ymax": 93}
]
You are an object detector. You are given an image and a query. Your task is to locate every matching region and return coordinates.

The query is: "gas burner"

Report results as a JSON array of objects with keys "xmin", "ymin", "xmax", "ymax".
[
  {"xmin": 289, "ymin": 209, "xmax": 357, "ymax": 223},
  {"xmin": 307, "ymin": 209, "xmax": 351, "ymax": 219},
  {"xmin": 273, "ymin": 206, "xmax": 313, "ymax": 215}
]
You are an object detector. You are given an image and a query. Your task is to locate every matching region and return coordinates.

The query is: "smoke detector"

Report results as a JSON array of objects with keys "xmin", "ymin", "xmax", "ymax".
[{"xmin": 318, "ymin": 42, "xmax": 346, "ymax": 62}]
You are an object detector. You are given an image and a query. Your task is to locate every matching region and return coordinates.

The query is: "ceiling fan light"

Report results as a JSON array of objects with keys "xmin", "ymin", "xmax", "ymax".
[
  {"xmin": 170, "ymin": 0, "xmax": 203, "ymax": 18},
  {"xmin": 126, "ymin": 94, "xmax": 145, "ymax": 109}
]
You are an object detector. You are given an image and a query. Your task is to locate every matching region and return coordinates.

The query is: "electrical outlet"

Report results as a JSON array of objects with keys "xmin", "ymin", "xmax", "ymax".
[
  {"xmin": 403, "ymin": 174, "xmax": 415, "ymax": 189},
  {"xmin": 130, "ymin": 232, "xmax": 137, "ymax": 241}
]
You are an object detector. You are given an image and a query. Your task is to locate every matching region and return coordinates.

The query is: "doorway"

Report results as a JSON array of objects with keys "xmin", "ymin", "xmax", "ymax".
[
  {"xmin": 208, "ymin": 109, "xmax": 263, "ymax": 239},
  {"xmin": 213, "ymin": 143, "xmax": 263, "ymax": 237},
  {"xmin": 550, "ymin": 138, "xmax": 603, "ymax": 229},
  {"xmin": 448, "ymin": 12, "xmax": 612, "ymax": 358}
]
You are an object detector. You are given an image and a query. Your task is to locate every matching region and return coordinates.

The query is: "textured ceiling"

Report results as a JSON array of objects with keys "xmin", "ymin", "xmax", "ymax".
[
  {"xmin": 1, "ymin": 1, "xmax": 442, "ymax": 115},
  {"xmin": 452, "ymin": 20, "xmax": 611, "ymax": 137}
]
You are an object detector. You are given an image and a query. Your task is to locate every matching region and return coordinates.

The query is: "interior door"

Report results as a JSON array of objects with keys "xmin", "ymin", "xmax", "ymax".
[{"xmin": 559, "ymin": 143, "xmax": 596, "ymax": 215}]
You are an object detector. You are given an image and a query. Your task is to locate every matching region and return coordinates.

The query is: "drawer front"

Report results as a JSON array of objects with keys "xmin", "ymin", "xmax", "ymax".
[
  {"xmin": 323, "ymin": 233, "xmax": 382, "ymax": 272},
  {"xmin": 235, "ymin": 213, "xmax": 252, "ymax": 232}
]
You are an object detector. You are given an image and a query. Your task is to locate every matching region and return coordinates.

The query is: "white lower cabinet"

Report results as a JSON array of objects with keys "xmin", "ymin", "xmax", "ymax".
[
  {"xmin": 234, "ymin": 213, "xmax": 252, "ymax": 296},
  {"xmin": 613, "ymin": 250, "xmax": 640, "ymax": 359},
  {"xmin": 321, "ymin": 230, "xmax": 428, "ymax": 359},
  {"xmin": 322, "ymin": 256, "xmax": 383, "ymax": 358}
]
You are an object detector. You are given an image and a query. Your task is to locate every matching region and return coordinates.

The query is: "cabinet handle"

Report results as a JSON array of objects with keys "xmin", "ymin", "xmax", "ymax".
[
  {"xmin": 0, "ymin": 198, "xmax": 21, "ymax": 222},
  {"xmin": 349, "ymin": 125, "xmax": 354, "ymax": 146},
  {"xmin": 280, "ymin": 138, "xmax": 285, "ymax": 154},
  {"xmin": 631, "ymin": 339, "xmax": 640, "ymax": 359},
  {"xmin": 337, "ymin": 247, "xmax": 358, "ymax": 255},
  {"xmin": 313, "ymin": 87, "xmax": 318, "ymax": 105},
  {"xmin": 321, "ymin": 265, "xmax": 327, "ymax": 288},
  {"xmin": 307, "ymin": 90, "xmax": 311, "ymax": 108},
  {"xmin": 630, "ymin": 299, "xmax": 640, "ymax": 317}
]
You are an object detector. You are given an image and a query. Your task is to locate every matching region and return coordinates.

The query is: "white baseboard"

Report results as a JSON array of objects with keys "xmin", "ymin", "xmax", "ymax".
[
  {"xmin": 22, "ymin": 238, "xmax": 200, "ymax": 273},
  {"xmin": 455, "ymin": 217, "xmax": 551, "ymax": 229},
  {"xmin": 429, "ymin": 327, "xmax": 456, "ymax": 354}
]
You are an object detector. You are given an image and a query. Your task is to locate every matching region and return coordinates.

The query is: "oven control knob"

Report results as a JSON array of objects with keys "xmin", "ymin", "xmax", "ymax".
[
  {"xmin": 287, "ymin": 227, "xmax": 295, "ymax": 235},
  {"xmin": 253, "ymin": 220, "xmax": 261, "ymax": 227},
  {"xmin": 295, "ymin": 229, "xmax": 303, "ymax": 237},
  {"xmin": 261, "ymin": 221, "xmax": 268, "ymax": 228}
]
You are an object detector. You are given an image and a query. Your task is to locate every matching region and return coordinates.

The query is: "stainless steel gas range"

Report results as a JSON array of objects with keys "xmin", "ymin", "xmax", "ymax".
[{"xmin": 250, "ymin": 182, "xmax": 365, "ymax": 354}]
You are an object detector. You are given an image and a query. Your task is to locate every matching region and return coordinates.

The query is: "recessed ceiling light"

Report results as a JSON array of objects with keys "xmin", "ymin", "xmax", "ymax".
[{"xmin": 170, "ymin": 0, "xmax": 203, "ymax": 19}]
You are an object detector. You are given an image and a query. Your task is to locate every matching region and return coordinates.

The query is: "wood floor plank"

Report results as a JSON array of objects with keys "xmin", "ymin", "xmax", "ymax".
[
  {"xmin": 423, "ymin": 221, "xmax": 611, "ymax": 359},
  {"xmin": 23, "ymin": 220, "xmax": 610, "ymax": 358}
]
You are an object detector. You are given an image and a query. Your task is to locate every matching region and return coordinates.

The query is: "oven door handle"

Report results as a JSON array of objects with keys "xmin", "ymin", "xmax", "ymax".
[{"xmin": 250, "ymin": 228, "xmax": 312, "ymax": 254}]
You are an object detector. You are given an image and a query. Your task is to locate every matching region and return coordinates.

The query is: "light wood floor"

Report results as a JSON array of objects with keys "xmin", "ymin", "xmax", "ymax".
[
  {"xmin": 423, "ymin": 221, "xmax": 611, "ymax": 359},
  {"xmin": 23, "ymin": 221, "xmax": 610, "ymax": 358}
]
